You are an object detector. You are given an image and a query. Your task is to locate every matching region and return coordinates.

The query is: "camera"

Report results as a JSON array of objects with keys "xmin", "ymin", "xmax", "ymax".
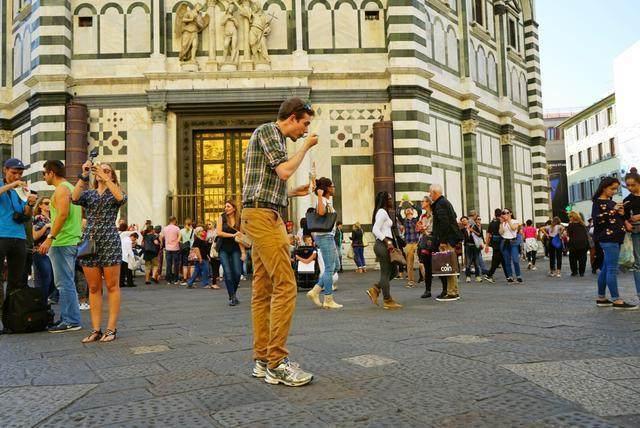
[{"xmin": 12, "ymin": 212, "xmax": 31, "ymax": 224}]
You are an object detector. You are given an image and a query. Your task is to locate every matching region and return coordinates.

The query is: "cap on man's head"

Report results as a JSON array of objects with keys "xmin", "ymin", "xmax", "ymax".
[{"xmin": 4, "ymin": 158, "xmax": 26, "ymax": 170}]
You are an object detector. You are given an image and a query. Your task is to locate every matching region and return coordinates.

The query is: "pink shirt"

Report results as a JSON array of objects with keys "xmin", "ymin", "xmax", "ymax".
[
  {"xmin": 523, "ymin": 226, "xmax": 537, "ymax": 239},
  {"xmin": 163, "ymin": 224, "xmax": 181, "ymax": 251}
]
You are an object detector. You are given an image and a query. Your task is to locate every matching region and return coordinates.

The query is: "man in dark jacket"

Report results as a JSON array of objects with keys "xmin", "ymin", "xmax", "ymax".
[{"xmin": 430, "ymin": 184, "xmax": 462, "ymax": 301}]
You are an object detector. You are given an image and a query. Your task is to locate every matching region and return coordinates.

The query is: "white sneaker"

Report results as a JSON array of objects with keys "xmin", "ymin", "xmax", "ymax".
[
  {"xmin": 240, "ymin": 275, "xmax": 246, "ymax": 281},
  {"xmin": 532, "ymin": 266, "xmax": 537, "ymax": 271},
  {"xmin": 466, "ymin": 277, "xmax": 471, "ymax": 283},
  {"xmin": 79, "ymin": 302, "xmax": 90, "ymax": 311}
]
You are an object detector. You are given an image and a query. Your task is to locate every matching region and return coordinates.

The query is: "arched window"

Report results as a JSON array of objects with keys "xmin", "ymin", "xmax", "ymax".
[
  {"xmin": 424, "ymin": 12, "xmax": 433, "ymax": 58},
  {"xmin": 469, "ymin": 43, "xmax": 477, "ymax": 82},
  {"xmin": 519, "ymin": 72, "xmax": 528, "ymax": 107},
  {"xmin": 477, "ymin": 46, "xmax": 487, "ymax": 86},
  {"xmin": 487, "ymin": 53, "xmax": 497, "ymax": 90},
  {"xmin": 126, "ymin": 3, "xmax": 151, "ymax": 53},
  {"xmin": 361, "ymin": 0, "xmax": 384, "ymax": 48},
  {"xmin": 22, "ymin": 28, "xmax": 31, "ymax": 75},
  {"xmin": 446, "ymin": 27, "xmax": 458, "ymax": 70},
  {"xmin": 307, "ymin": 0, "xmax": 332, "ymax": 49},
  {"xmin": 13, "ymin": 35, "xmax": 22, "ymax": 80},
  {"xmin": 265, "ymin": 0, "xmax": 288, "ymax": 50},
  {"xmin": 100, "ymin": 5, "xmax": 125, "ymax": 54},
  {"xmin": 74, "ymin": 4, "xmax": 98, "ymax": 55},
  {"xmin": 510, "ymin": 68, "xmax": 520, "ymax": 104},
  {"xmin": 334, "ymin": 0, "xmax": 358, "ymax": 48},
  {"xmin": 433, "ymin": 19, "xmax": 445, "ymax": 64}
]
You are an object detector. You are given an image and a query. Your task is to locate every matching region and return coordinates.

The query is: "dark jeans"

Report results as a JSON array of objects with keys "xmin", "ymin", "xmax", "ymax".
[
  {"xmin": 119, "ymin": 261, "xmax": 134, "ymax": 287},
  {"xmin": 0, "ymin": 238, "xmax": 27, "ymax": 323},
  {"xmin": 209, "ymin": 257, "xmax": 220, "ymax": 284},
  {"xmin": 569, "ymin": 248, "xmax": 588, "ymax": 276},
  {"xmin": 464, "ymin": 244, "xmax": 481, "ymax": 278},
  {"xmin": 165, "ymin": 250, "xmax": 181, "ymax": 282},
  {"xmin": 33, "ymin": 252, "xmax": 55, "ymax": 301},
  {"xmin": 220, "ymin": 247, "xmax": 243, "ymax": 299},
  {"xmin": 487, "ymin": 243, "xmax": 505, "ymax": 278},
  {"xmin": 353, "ymin": 246, "xmax": 365, "ymax": 268},
  {"xmin": 374, "ymin": 240, "xmax": 396, "ymax": 299},
  {"xmin": 526, "ymin": 250, "xmax": 537, "ymax": 265},
  {"xmin": 549, "ymin": 245, "xmax": 563, "ymax": 271}
]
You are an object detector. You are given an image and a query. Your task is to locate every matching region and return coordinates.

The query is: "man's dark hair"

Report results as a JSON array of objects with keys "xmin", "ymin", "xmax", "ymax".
[
  {"xmin": 130, "ymin": 232, "xmax": 139, "ymax": 239},
  {"xmin": 314, "ymin": 177, "xmax": 333, "ymax": 195},
  {"xmin": 336, "ymin": 221, "xmax": 342, "ymax": 226},
  {"xmin": 277, "ymin": 97, "xmax": 315, "ymax": 121},
  {"xmin": 494, "ymin": 208, "xmax": 502, "ymax": 217},
  {"xmin": 43, "ymin": 160, "xmax": 65, "ymax": 177},
  {"xmin": 526, "ymin": 219, "xmax": 533, "ymax": 226},
  {"xmin": 460, "ymin": 216, "xmax": 468, "ymax": 221}
]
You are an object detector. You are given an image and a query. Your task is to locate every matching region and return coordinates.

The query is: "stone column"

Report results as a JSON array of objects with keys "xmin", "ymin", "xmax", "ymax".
[
  {"xmin": 500, "ymin": 124, "xmax": 516, "ymax": 212},
  {"xmin": 295, "ymin": 0, "xmax": 304, "ymax": 52},
  {"xmin": 206, "ymin": 0, "xmax": 218, "ymax": 70},
  {"xmin": 462, "ymin": 109, "xmax": 480, "ymax": 213},
  {"xmin": 149, "ymin": 103, "xmax": 168, "ymax": 224},
  {"xmin": 494, "ymin": 1, "xmax": 509, "ymax": 97}
]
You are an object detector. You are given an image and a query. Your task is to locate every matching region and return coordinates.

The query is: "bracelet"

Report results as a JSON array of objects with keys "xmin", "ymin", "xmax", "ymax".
[{"xmin": 77, "ymin": 173, "xmax": 90, "ymax": 182}]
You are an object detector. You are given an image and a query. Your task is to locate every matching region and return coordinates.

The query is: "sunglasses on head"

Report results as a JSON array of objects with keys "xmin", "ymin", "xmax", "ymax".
[
  {"xmin": 294, "ymin": 102, "xmax": 313, "ymax": 114},
  {"xmin": 502, "ymin": 211, "xmax": 510, "ymax": 215},
  {"xmin": 42, "ymin": 201, "xmax": 50, "ymax": 205}
]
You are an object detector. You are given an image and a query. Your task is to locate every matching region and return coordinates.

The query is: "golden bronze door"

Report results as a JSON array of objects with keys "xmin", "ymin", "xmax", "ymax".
[{"xmin": 194, "ymin": 130, "xmax": 251, "ymax": 222}]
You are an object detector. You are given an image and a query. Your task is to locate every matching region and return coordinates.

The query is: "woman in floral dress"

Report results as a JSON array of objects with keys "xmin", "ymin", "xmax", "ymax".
[{"xmin": 72, "ymin": 160, "xmax": 127, "ymax": 343}]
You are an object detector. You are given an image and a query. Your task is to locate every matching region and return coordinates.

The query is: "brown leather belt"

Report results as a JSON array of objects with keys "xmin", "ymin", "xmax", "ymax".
[{"xmin": 245, "ymin": 200, "xmax": 286, "ymax": 217}]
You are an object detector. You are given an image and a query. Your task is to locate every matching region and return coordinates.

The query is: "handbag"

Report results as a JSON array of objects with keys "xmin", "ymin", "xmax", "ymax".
[
  {"xmin": 346, "ymin": 246, "xmax": 354, "ymax": 259},
  {"xmin": 77, "ymin": 236, "xmax": 97, "ymax": 259},
  {"xmin": 234, "ymin": 233, "xmax": 252, "ymax": 248},
  {"xmin": 180, "ymin": 229, "xmax": 194, "ymax": 252},
  {"xmin": 551, "ymin": 234, "xmax": 563, "ymax": 249},
  {"xmin": 389, "ymin": 248, "xmax": 407, "ymax": 266},
  {"xmin": 472, "ymin": 233, "xmax": 484, "ymax": 249},
  {"xmin": 209, "ymin": 243, "xmax": 219, "ymax": 258},
  {"xmin": 306, "ymin": 211, "xmax": 337, "ymax": 233},
  {"xmin": 431, "ymin": 250, "xmax": 460, "ymax": 277}
]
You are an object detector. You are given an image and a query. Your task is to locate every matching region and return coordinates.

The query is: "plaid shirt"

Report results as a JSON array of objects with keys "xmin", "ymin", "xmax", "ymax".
[
  {"xmin": 242, "ymin": 122, "xmax": 288, "ymax": 208},
  {"xmin": 403, "ymin": 217, "xmax": 419, "ymax": 244}
]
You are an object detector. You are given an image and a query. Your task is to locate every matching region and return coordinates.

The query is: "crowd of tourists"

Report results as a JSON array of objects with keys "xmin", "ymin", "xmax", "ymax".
[{"xmin": 2, "ymin": 98, "xmax": 639, "ymax": 387}]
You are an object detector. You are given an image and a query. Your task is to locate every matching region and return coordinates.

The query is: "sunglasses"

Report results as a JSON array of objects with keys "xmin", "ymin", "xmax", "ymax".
[
  {"xmin": 502, "ymin": 211, "xmax": 511, "ymax": 215},
  {"xmin": 293, "ymin": 102, "xmax": 313, "ymax": 114},
  {"xmin": 42, "ymin": 201, "xmax": 50, "ymax": 205}
]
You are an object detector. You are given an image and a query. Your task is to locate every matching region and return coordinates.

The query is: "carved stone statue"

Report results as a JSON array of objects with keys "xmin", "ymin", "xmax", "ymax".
[
  {"xmin": 248, "ymin": 1, "xmax": 272, "ymax": 64},
  {"xmin": 222, "ymin": 2, "xmax": 240, "ymax": 63},
  {"xmin": 174, "ymin": 2, "xmax": 210, "ymax": 65}
]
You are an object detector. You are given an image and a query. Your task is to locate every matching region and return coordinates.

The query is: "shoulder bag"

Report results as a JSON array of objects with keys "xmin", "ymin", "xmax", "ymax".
[
  {"xmin": 180, "ymin": 229, "xmax": 194, "ymax": 252},
  {"xmin": 306, "ymin": 201, "xmax": 337, "ymax": 233},
  {"xmin": 77, "ymin": 192, "xmax": 100, "ymax": 259}
]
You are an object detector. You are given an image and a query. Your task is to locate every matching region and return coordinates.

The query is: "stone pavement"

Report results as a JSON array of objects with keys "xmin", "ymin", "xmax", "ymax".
[{"xmin": 1, "ymin": 267, "xmax": 640, "ymax": 427}]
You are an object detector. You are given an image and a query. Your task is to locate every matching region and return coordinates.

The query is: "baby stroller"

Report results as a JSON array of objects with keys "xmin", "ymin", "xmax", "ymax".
[{"xmin": 293, "ymin": 245, "xmax": 319, "ymax": 291}]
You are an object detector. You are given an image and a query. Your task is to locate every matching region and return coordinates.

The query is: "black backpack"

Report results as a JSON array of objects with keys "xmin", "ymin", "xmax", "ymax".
[
  {"xmin": 2, "ymin": 287, "xmax": 53, "ymax": 334},
  {"xmin": 143, "ymin": 233, "xmax": 159, "ymax": 253}
]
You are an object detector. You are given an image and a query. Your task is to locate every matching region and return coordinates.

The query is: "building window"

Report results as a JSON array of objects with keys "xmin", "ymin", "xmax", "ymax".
[
  {"xmin": 587, "ymin": 147, "xmax": 593, "ymax": 165},
  {"xmin": 569, "ymin": 155, "xmax": 574, "ymax": 171},
  {"xmin": 507, "ymin": 19, "xmax": 518, "ymax": 49},
  {"xmin": 473, "ymin": 0, "xmax": 484, "ymax": 26},
  {"xmin": 607, "ymin": 106, "xmax": 614, "ymax": 126},
  {"xmin": 364, "ymin": 10, "xmax": 379, "ymax": 20},
  {"xmin": 78, "ymin": 16, "xmax": 93, "ymax": 27},
  {"xmin": 578, "ymin": 152, "xmax": 583, "ymax": 168},
  {"xmin": 610, "ymin": 138, "xmax": 616, "ymax": 156},
  {"xmin": 598, "ymin": 142, "xmax": 603, "ymax": 159}
]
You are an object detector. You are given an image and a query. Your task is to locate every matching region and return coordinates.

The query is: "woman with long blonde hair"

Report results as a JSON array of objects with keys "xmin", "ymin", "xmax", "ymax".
[{"xmin": 72, "ymin": 161, "xmax": 127, "ymax": 343}]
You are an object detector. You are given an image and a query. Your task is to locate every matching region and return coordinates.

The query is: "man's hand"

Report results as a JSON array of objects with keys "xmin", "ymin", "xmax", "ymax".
[
  {"xmin": 304, "ymin": 133, "xmax": 319, "ymax": 150},
  {"xmin": 625, "ymin": 221, "xmax": 633, "ymax": 232},
  {"xmin": 288, "ymin": 184, "xmax": 310, "ymax": 197},
  {"xmin": 81, "ymin": 160, "xmax": 92, "ymax": 175},
  {"xmin": 39, "ymin": 238, "xmax": 52, "ymax": 255},
  {"xmin": 632, "ymin": 214, "xmax": 640, "ymax": 222},
  {"xmin": 9, "ymin": 180, "xmax": 26, "ymax": 189}
]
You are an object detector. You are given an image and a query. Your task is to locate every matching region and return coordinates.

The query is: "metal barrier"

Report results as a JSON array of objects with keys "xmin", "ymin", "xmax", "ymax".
[{"xmin": 167, "ymin": 189, "xmax": 242, "ymax": 224}]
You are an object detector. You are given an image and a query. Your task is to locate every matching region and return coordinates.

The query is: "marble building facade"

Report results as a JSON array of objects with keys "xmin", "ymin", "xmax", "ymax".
[{"xmin": 1, "ymin": 0, "xmax": 547, "ymax": 230}]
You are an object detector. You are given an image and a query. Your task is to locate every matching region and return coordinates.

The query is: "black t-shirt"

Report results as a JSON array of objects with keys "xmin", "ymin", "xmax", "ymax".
[
  {"xmin": 623, "ymin": 193, "xmax": 640, "ymax": 221},
  {"xmin": 193, "ymin": 237, "xmax": 211, "ymax": 262},
  {"xmin": 566, "ymin": 223, "xmax": 589, "ymax": 250}
]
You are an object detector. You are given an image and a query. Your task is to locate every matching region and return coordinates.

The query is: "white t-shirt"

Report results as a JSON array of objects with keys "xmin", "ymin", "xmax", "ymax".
[
  {"xmin": 500, "ymin": 219, "xmax": 520, "ymax": 239},
  {"xmin": 373, "ymin": 209, "xmax": 393, "ymax": 241}
]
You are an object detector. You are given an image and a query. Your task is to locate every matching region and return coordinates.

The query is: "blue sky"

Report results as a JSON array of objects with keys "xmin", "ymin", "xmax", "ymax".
[{"xmin": 538, "ymin": 0, "xmax": 640, "ymax": 111}]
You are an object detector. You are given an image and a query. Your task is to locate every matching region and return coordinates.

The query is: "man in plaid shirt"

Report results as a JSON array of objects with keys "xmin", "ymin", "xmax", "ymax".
[
  {"xmin": 241, "ymin": 97, "xmax": 317, "ymax": 387},
  {"xmin": 402, "ymin": 208, "xmax": 420, "ymax": 287}
]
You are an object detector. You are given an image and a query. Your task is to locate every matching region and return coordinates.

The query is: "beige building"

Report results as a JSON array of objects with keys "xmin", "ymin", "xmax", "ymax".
[{"xmin": 1, "ymin": 0, "xmax": 547, "ymax": 230}]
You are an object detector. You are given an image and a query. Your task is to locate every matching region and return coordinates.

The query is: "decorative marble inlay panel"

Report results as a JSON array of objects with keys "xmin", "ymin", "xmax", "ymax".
[{"xmin": 329, "ymin": 108, "xmax": 382, "ymax": 149}]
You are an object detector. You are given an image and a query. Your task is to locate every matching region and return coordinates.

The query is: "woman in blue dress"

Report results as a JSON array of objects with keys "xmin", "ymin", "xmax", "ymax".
[{"xmin": 72, "ymin": 160, "xmax": 127, "ymax": 343}]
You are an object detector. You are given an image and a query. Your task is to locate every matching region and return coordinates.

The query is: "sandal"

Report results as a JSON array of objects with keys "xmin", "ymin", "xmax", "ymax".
[
  {"xmin": 99, "ymin": 329, "xmax": 117, "ymax": 343},
  {"xmin": 81, "ymin": 330, "xmax": 102, "ymax": 343},
  {"xmin": 212, "ymin": 284, "xmax": 221, "ymax": 289}
]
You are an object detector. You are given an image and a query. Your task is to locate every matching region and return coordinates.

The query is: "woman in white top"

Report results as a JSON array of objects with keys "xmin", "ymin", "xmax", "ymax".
[
  {"xmin": 306, "ymin": 178, "xmax": 343, "ymax": 309},
  {"xmin": 366, "ymin": 191, "xmax": 402, "ymax": 310},
  {"xmin": 499, "ymin": 208, "xmax": 523, "ymax": 283}
]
